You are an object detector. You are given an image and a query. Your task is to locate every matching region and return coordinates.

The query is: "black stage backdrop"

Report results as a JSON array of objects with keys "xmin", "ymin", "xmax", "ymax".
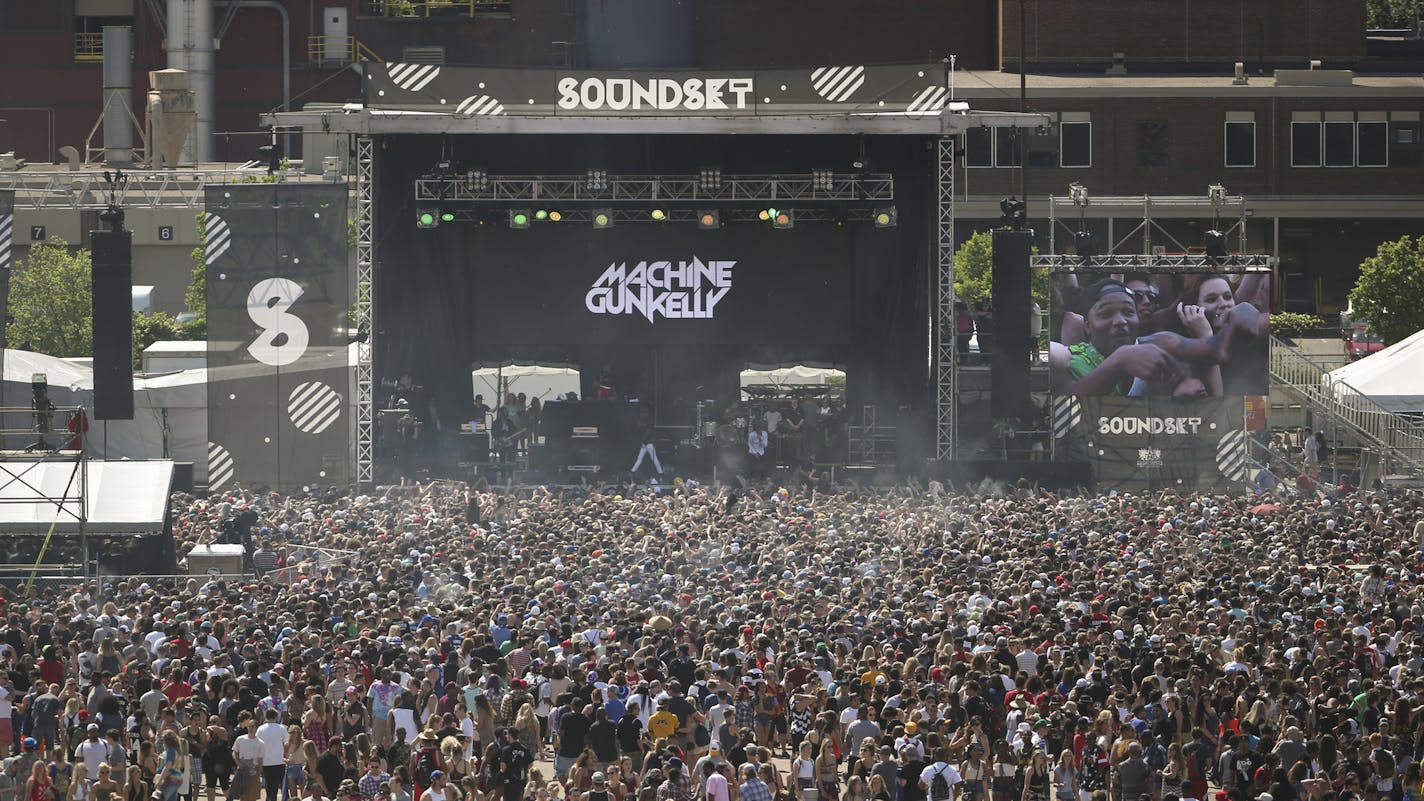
[
  {"xmin": 374, "ymin": 134, "xmax": 930, "ymax": 428},
  {"xmin": 204, "ymin": 185, "xmax": 350, "ymax": 490}
]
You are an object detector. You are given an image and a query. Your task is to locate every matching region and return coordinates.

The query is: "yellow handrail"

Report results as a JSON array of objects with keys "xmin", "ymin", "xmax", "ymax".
[{"xmin": 74, "ymin": 32, "xmax": 104, "ymax": 62}]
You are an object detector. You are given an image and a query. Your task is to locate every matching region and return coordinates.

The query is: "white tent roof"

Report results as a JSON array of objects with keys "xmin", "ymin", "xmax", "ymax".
[
  {"xmin": 739, "ymin": 365, "xmax": 846, "ymax": 388},
  {"xmin": 0, "ymin": 460, "xmax": 173, "ymax": 534},
  {"xmin": 1328, "ymin": 328, "xmax": 1424, "ymax": 412}
]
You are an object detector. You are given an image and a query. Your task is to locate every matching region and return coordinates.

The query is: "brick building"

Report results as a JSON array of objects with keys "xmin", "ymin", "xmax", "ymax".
[{"xmin": 1, "ymin": 0, "xmax": 1421, "ymax": 314}]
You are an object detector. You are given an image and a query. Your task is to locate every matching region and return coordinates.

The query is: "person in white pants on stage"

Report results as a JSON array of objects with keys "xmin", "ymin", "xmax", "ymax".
[{"xmin": 631, "ymin": 425, "xmax": 663, "ymax": 476}]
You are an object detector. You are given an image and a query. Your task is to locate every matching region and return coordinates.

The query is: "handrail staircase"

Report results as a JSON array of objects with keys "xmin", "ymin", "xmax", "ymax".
[{"xmin": 1268, "ymin": 335, "xmax": 1424, "ymax": 476}]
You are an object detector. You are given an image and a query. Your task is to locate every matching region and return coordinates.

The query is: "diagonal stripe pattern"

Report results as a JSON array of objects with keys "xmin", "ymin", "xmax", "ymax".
[
  {"xmin": 387, "ymin": 62, "xmax": 442, "ymax": 92},
  {"xmin": 204, "ymin": 214, "xmax": 230, "ymax": 264},
  {"xmin": 207, "ymin": 442, "xmax": 235, "ymax": 490},
  {"xmin": 1052, "ymin": 396, "xmax": 1082, "ymax": 440},
  {"xmin": 905, "ymin": 85, "xmax": 948, "ymax": 116},
  {"xmin": 456, "ymin": 95, "xmax": 506, "ymax": 117},
  {"xmin": 288, "ymin": 381, "xmax": 342, "ymax": 434},
  {"xmin": 0, "ymin": 214, "xmax": 11, "ymax": 270},
  {"xmin": 810, "ymin": 66, "xmax": 866, "ymax": 103},
  {"xmin": 1216, "ymin": 429, "xmax": 1249, "ymax": 482}
]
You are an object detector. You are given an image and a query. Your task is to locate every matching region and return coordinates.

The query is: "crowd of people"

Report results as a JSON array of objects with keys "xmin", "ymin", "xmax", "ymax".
[{"xmin": 0, "ymin": 478, "xmax": 1420, "ymax": 801}]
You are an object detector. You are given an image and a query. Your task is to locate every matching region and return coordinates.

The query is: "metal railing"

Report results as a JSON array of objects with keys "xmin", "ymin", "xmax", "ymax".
[
  {"xmin": 306, "ymin": 35, "xmax": 382, "ymax": 66},
  {"xmin": 366, "ymin": 0, "xmax": 512, "ymax": 17},
  {"xmin": 1268, "ymin": 335, "xmax": 1424, "ymax": 474},
  {"xmin": 74, "ymin": 32, "xmax": 104, "ymax": 62}
]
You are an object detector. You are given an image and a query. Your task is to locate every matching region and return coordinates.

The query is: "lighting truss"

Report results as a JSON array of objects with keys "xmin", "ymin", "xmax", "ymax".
[
  {"xmin": 935, "ymin": 138, "xmax": 955, "ymax": 462},
  {"xmin": 0, "ymin": 168, "xmax": 277, "ymax": 210},
  {"xmin": 1031, "ymin": 253, "xmax": 1275, "ymax": 273},
  {"xmin": 441, "ymin": 207, "xmax": 888, "ymax": 225},
  {"xmin": 354, "ymin": 136, "xmax": 375, "ymax": 486},
  {"xmin": 414, "ymin": 172, "xmax": 895, "ymax": 204}
]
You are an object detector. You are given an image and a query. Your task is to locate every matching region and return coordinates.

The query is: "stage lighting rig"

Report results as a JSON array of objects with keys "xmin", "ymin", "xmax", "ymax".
[
  {"xmin": 697, "ymin": 210, "xmax": 720, "ymax": 229},
  {"xmin": 417, "ymin": 209, "xmax": 439, "ymax": 228},
  {"xmin": 466, "ymin": 169, "xmax": 489, "ymax": 192},
  {"xmin": 872, "ymin": 207, "xmax": 898, "ymax": 228},
  {"xmin": 699, "ymin": 168, "xmax": 722, "ymax": 192},
  {"xmin": 585, "ymin": 169, "xmax": 608, "ymax": 192},
  {"xmin": 811, "ymin": 169, "xmax": 835, "ymax": 191},
  {"xmin": 1204, "ymin": 230, "xmax": 1231, "ymax": 263},
  {"xmin": 509, "ymin": 210, "xmax": 531, "ymax": 229},
  {"xmin": 27, "ymin": 373, "xmax": 55, "ymax": 453},
  {"xmin": 1074, "ymin": 230, "xmax": 1100, "ymax": 264},
  {"xmin": 771, "ymin": 209, "xmax": 794, "ymax": 229},
  {"xmin": 592, "ymin": 209, "xmax": 613, "ymax": 229},
  {"xmin": 650, "ymin": 208, "xmax": 667, "ymax": 222},
  {"xmin": 999, "ymin": 196, "xmax": 1028, "ymax": 230}
]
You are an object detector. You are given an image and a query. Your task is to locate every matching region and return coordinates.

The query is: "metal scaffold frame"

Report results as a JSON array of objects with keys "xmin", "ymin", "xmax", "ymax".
[
  {"xmin": 414, "ymin": 173, "xmax": 895, "ymax": 204},
  {"xmin": 0, "ymin": 167, "xmax": 294, "ymax": 210},
  {"xmin": 354, "ymin": 136, "xmax": 375, "ymax": 486},
  {"xmin": 935, "ymin": 138, "xmax": 956, "ymax": 461}
]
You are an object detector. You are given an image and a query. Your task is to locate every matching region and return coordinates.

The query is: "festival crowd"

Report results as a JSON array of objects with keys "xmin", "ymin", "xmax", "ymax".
[{"xmin": 0, "ymin": 479, "xmax": 1418, "ymax": 801}]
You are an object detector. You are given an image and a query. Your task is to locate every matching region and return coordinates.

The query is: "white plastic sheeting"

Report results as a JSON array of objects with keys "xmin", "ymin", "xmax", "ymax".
[
  {"xmin": 1327, "ymin": 328, "xmax": 1424, "ymax": 413},
  {"xmin": 0, "ymin": 459, "xmax": 173, "ymax": 534},
  {"xmin": 471, "ymin": 363, "xmax": 581, "ymax": 405}
]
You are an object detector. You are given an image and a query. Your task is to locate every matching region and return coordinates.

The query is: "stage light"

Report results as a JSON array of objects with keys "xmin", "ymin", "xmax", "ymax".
[
  {"xmin": 697, "ymin": 210, "xmax": 720, "ymax": 230},
  {"xmin": 1068, "ymin": 182, "xmax": 1089, "ymax": 207},
  {"xmin": 772, "ymin": 209, "xmax": 794, "ymax": 229},
  {"xmin": 999, "ymin": 196, "xmax": 1028, "ymax": 230},
  {"xmin": 758, "ymin": 209, "xmax": 772, "ymax": 221},
  {"xmin": 509, "ymin": 210, "xmax": 531, "ymax": 229},
  {"xmin": 593, "ymin": 209, "xmax": 613, "ymax": 229},
  {"xmin": 1074, "ymin": 230, "xmax": 1099, "ymax": 264},
  {"xmin": 699, "ymin": 167, "xmax": 722, "ymax": 192},
  {"xmin": 417, "ymin": 209, "xmax": 438, "ymax": 228},
  {"xmin": 466, "ymin": 169, "xmax": 489, "ymax": 192},
  {"xmin": 873, "ymin": 207, "xmax": 898, "ymax": 228},
  {"xmin": 1204, "ymin": 230, "xmax": 1230, "ymax": 262},
  {"xmin": 440, "ymin": 211, "xmax": 455, "ymax": 223},
  {"xmin": 586, "ymin": 169, "xmax": 608, "ymax": 192},
  {"xmin": 548, "ymin": 211, "xmax": 562, "ymax": 222},
  {"xmin": 535, "ymin": 210, "xmax": 549, "ymax": 220},
  {"xmin": 811, "ymin": 169, "xmax": 835, "ymax": 191},
  {"xmin": 650, "ymin": 208, "xmax": 667, "ymax": 222}
]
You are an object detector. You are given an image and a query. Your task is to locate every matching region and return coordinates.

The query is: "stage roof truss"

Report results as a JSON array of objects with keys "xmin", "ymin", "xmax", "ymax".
[
  {"xmin": 415, "ymin": 173, "xmax": 895, "ymax": 204},
  {"xmin": 444, "ymin": 207, "xmax": 884, "ymax": 224},
  {"xmin": 1032, "ymin": 254, "xmax": 1275, "ymax": 273}
]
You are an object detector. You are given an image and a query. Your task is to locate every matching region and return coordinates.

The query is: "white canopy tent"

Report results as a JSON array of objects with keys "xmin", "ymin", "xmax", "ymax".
[
  {"xmin": 1327, "ymin": 328, "xmax": 1424, "ymax": 413},
  {"xmin": 471, "ymin": 363, "xmax": 581, "ymax": 407},
  {"xmin": 739, "ymin": 364, "xmax": 845, "ymax": 399},
  {"xmin": 0, "ymin": 460, "xmax": 174, "ymax": 535}
]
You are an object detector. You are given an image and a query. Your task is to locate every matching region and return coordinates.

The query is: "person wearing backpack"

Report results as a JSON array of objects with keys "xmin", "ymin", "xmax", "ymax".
[{"xmin": 919, "ymin": 748, "xmax": 963, "ymax": 801}]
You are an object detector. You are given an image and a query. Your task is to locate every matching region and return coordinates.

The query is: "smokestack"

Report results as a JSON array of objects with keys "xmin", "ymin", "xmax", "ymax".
[
  {"xmin": 102, "ymin": 26, "xmax": 134, "ymax": 167},
  {"xmin": 166, "ymin": 0, "xmax": 215, "ymax": 163}
]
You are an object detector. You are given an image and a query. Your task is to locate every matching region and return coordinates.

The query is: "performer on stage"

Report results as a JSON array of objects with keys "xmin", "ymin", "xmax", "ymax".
[{"xmin": 630, "ymin": 422, "xmax": 664, "ymax": 477}]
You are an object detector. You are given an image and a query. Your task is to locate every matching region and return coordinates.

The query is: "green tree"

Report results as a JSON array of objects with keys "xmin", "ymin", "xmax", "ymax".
[
  {"xmin": 1367, "ymin": 0, "xmax": 1419, "ymax": 28},
  {"xmin": 1350, "ymin": 234, "xmax": 1424, "ymax": 345},
  {"xmin": 953, "ymin": 229, "xmax": 1050, "ymax": 308},
  {"xmin": 186, "ymin": 211, "xmax": 207, "ymax": 318},
  {"xmin": 7, "ymin": 238, "xmax": 93, "ymax": 357}
]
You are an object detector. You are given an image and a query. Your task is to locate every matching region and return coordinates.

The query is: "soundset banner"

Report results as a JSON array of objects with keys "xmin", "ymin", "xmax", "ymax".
[
  {"xmin": 468, "ymin": 225, "xmax": 853, "ymax": 345},
  {"xmin": 204, "ymin": 185, "xmax": 350, "ymax": 490},
  {"xmin": 364, "ymin": 62, "xmax": 953, "ymax": 117},
  {"xmin": 1052, "ymin": 395, "xmax": 1250, "ymax": 492}
]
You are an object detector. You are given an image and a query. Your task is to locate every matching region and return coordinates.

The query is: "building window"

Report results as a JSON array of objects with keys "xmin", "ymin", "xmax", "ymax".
[
  {"xmin": 994, "ymin": 127, "xmax": 1022, "ymax": 167},
  {"xmin": 965, "ymin": 114, "xmax": 1090, "ymax": 168},
  {"xmin": 1060, "ymin": 113, "xmax": 1092, "ymax": 168},
  {"xmin": 1324, "ymin": 114, "xmax": 1356, "ymax": 167},
  {"xmin": 1136, "ymin": 121, "xmax": 1170, "ymax": 168},
  {"xmin": 965, "ymin": 128, "xmax": 993, "ymax": 168},
  {"xmin": 1224, "ymin": 112, "xmax": 1256, "ymax": 168},
  {"xmin": 74, "ymin": 15, "xmax": 130, "ymax": 62},
  {"xmin": 1358, "ymin": 112, "xmax": 1388, "ymax": 167},
  {"xmin": 1291, "ymin": 113, "xmax": 1322, "ymax": 167}
]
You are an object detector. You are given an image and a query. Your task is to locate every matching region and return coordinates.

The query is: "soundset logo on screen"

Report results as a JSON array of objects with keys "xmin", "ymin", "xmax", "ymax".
[
  {"xmin": 584, "ymin": 257, "xmax": 735, "ymax": 322},
  {"xmin": 557, "ymin": 76, "xmax": 755, "ymax": 112}
]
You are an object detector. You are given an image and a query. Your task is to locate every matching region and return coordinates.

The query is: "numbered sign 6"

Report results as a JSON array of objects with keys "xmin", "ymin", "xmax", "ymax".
[{"xmin": 246, "ymin": 277, "xmax": 310, "ymax": 366}]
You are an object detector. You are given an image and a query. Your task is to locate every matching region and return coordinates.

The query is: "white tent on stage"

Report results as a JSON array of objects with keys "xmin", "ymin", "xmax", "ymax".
[
  {"xmin": 1326, "ymin": 328, "xmax": 1424, "ymax": 413},
  {"xmin": 471, "ymin": 363, "xmax": 581, "ymax": 407},
  {"xmin": 739, "ymin": 364, "xmax": 846, "ymax": 399}
]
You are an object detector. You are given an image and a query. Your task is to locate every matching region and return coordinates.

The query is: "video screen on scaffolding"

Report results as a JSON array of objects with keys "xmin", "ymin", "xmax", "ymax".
[{"xmin": 1048, "ymin": 271, "xmax": 1270, "ymax": 397}]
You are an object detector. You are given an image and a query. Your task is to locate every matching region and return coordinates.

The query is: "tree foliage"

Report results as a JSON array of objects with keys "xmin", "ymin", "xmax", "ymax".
[
  {"xmin": 7, "ymin": 238, "xmax": 93, "ymax": 357},
  {"xmin": 953, "ymin": 229, "xmax": 1050, "ymax": 308},
  {"xmin": 132, "ymin": 312, "xmax": 206, "ymax": 369},
  {"xmin": 1350, "ymin": 234, "xmax": 1424, "ymax": 345},
  {"xmin": 1367, "ymin": 0, "xmax": 1418, "ymax": 28},
  {"xmin": 186, "ymin": 211, "xmax": 207, "ymax": 317}
]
